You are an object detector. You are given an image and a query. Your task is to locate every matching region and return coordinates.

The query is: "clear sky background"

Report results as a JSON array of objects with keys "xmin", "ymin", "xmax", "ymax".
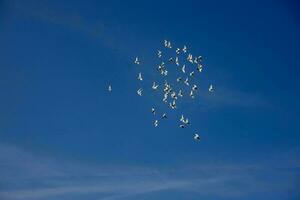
[{"xmin": 1, "ymin": 0, "xmax": 300, "ymax": 200}]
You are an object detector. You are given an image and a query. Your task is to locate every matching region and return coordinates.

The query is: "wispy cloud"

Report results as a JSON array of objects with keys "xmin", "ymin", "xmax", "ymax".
[{"xmin": 0, "ymin": 143, "xmax": 299, "ymax": 200}]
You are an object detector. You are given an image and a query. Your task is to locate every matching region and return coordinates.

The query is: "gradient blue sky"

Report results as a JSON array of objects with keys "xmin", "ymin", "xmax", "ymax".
[{"xmin": 1, "ymin": 0, "xmax": 300, "ymax": 200}]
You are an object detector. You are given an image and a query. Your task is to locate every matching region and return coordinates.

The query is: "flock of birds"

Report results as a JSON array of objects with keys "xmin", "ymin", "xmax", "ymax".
[{"xmin": 108, "ymin": 40, "xmax": 215, "ymax": 142}]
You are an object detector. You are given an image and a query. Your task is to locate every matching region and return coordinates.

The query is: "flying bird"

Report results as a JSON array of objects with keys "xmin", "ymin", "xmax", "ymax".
[
  {"xmin": 190, "ymin": 90, "xmax": 195, "ymax": 98},
  {"xmin": 176, "ymin": 77, "xmax": 182, "ymax": 82},
  {"xmin": 176, "ymin": 48, "xmax": 180, "ymax": 54},
  {"xmin": 137, "ymin": 72, "xmax": 143, "ymax": 81},
  {"xmin": 134, "ymin": 57, "xmax": 140, "ymax": 65},
  {"xmin": 161, "ymin": 113, "xmax": 167, "ymax": 119},
  {"xmin": 175, "ymin": 57, "xmax": 179, "ymax": 66},
  {"xmin": 154, "ymin": 120, "xmax": 159, "ymax": 127},
  {"xmin": 152, "ymin": 82, "xmax": 159, "ymax": 90},
  {"xmin": 194, "ymin": 133, "xmax": 200, "ymax": 141},
  {"xmin": 209, "ymin": 84, "xmax": 214, "ymax": 92},
  {"xmin": 184, "ymin": 77, "xmax": 189, "ymax": 86},
  {"xmin": 187, "ymin": 54, "xmax": 193, "ymax": 63},
  {"xmin": 108, "ymin": 85, "xmax": 112, "ymax": 92},
  {"xmin": 182, "ymin": 45, "xmax": 187, "ymax": 53},
  {"xmin": 151, "ymin": 108, "xmax": 156, "ymax": 115},
  {"xmin": 189, "ymin": 71, "xmax": 195, "ymax": 77},
  {"xmin": 192, "ymin": 84, "xmax": 197, "ymax": 91},
  {"xmin": 157, "ymin": 50, "xmax": 162, "ymax": 58},
  {"xmin": 197, "ymin": 64, "xmax": 203, "ymax": 72},
  {"xmin": 178, "ymin": 90, "xmax": 183, "ymax": 97},
  {"xmin": 182, "ymin": 65, "xmax": 186, "ymax": 73},
  {"xmin": 137, "ymin": 88, "xmax": 143, "ymax": 96}
]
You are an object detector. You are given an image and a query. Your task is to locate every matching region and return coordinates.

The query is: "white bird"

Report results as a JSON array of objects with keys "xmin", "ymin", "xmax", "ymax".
[
  {"xmin": 161, "ymin": 113, "xmax": 167, "ymax": 119},
  {"xmin": 189, "ymin": 71, "xmax": 195, "ymax": 77},
  {"xmin": 167, "ymin": 41, "xmax": 172, "ymax": 48},
  {"xmin": 194, "ymin": 56, "xmax": 202, "ymax": 64},
  {"xmin": 152, "ymin": 82, "xmax": 159, "ymax": 90},
  {"xmin": 184, "ymin": 77, "xmax": 189, "ymax": 86},
  {"xmin": 164, "ymin": 40, "xmax": 168, "ymax": 47},
  {"xmin": 169, "ymin": 100, "xmax": 176, "ymax": 109},
  {"xmin": 137, "ymin": 72, "xmax": 143, "ymax": 81},
  {"xmin": 163, "ymin": 70, "xmax": 168, "ymax": 76},
  {"xmin": 179, "ymin": 124, "xmax": 185, "ymax": 128},
  {"xmin": 171, "ymin": 91, "xmax": 177, "ymax": 99},
  {"xmin": 180, "ymin": 115, "xmax": 185, "ymax": 122},
  {"xmin": 176, "ymin": 48, "xmax": 180, "ymax": 54},
  {"xmin": 178, "ymin": 90, "xmax": 183, "ymax": 97},
  {"xmin": 163, "ymin": 94, "xmax": 168, "ymax": 102},
  {"xmin": 195, "ymin": 56, "xmax": 202, "ymax": 63},
  {"xmin": 194, "ymin": 133, "xmax": 200, "ymax": 141},
  {"xmin": 197, "ymin": 64, "xmax": 203, "ymax": 72},
  {"xmin": 190, "ymin": 90, "xmax": 195, "ymax": 98},
  {"xmin": 209, "ymin": 84, "xmax": 214, "ymax": 92},
  {"xmin": 192, "ymin": 84, "xmax": 197, "ymax": 91},
  {"xmin": 181, "ymin": 65, "xmax": 186, "ymax": 73},
  {"xmin": 134, "ymin": 57, "xmax": 140, "ymax": 65},
  {"xmin": 157, "ymin": 50, "xmax": 162, "ymax": 58},
  {"xmin": 183, "ymin": 117, "xmax": 189, "ymax": 125},
  {"xmin": 187, "ymin": 54, "xmax": 193, "ymax": 63},
  {"xmin": 175, "ymin": 57, "xmax": 179, "ymax": 66},
  {"xmin": 154, "ymin": 120, "xmax": 159, "ymax": 127},
  {"xmin": 108, "ymin": 85, "xmax": 112, "ymax": 92},
  {"xmin": 151, "ymin": 107, "xmax": 155, "ymax": 115},
  {"xmin": 168, "ymin": 57, "xmax": 173, "ymax": 62},
  {"xmin": 176, "ymin": 77, "xmax": 182, "ymax": 82},
  {"xmin": 137, "ymin": 88, "xmax": 143, "ymax": 96},
  {"xmin": 182, "ymin": 45, "xmax": 187, "ymax": 53}
]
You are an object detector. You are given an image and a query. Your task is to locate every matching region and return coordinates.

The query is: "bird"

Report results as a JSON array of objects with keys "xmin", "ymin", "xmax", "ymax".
[
  {"xmin": 189, "ymin": 71, "xmax": 195, "ymax": 77},
  {"xmin": 163, "ymin": 94, "xmax": 168, "ymax": 102},
  {"xmin": 176, "ymin": 48, "xmax": 180, "ymax": 54},
  {"xmin": 137, "ymin": 88, "xmax": 143, "ymax": 96},
  {"xmin": 163, "ymin": 70, "xmax": 168, "ymax": 76},
  {"xmin": 197, "ymin": 64, "xmax": 203, "ymax": 72},
  {"xmin": 195, "ymin": 56, "xmax": 202, "ymax": 63},
  {"xmin": 157, "ymin": 50, "xmax": 162, "ymax": 58},
  {"xmin": 134, "ymin": 57, "xmax": 140, "ymax": 65},
  {"xmin": 182, "ymin": 65, "xmax": 186, "ymax": 73},
  {"xmin": 194, "ymin": 133, "xmax": 200, "ymax": 141},
  {"xmin": 190, "ymin": 90, "xmax": 195, "ymax": 98},
  {"xmin": 183, "ymin": 118, "xmax": 189, "ymax": 125},
  {"xmin": 108, "ymin": 85, "xmax": 112, "ymax": 92},
  {"xmin": 164, "ymin": 40, "xmax": 172, "ymax": 48},
  {"xmin": 161, "ymin": 113, "xmax": 167, "ymax": 119},
  {"xmin": 182, "ymin": 45, "xmax": 187, "ymax": 53},
  {"xmin": 167, "ymin": 41, "xmax": 172, "ymax": 48},
  {"xmin": 192, "ymin": 84, "xmax": 197, "ymax": 91},
  {"xmin": 180, "ymin": 115, "xmax": 185, "ymax": 122},
  {"xmin": 137, "ymin": 72, "xmax": 143, "ymax": 81},
  {"xmin": 187, "ymin": 54, "xmax": 193, "ymax": 63},
  {"xmin": 175, "ymin": 57, "xmax": 179, "ymax": 66},
  {"xmin": 179, "ymin": 124, "xmax": 185, "ymax": 128},
  {"xmin": 176, "ymin": 77, "xmax": 182, "ymax": 82},
  {"xmin": 152, "ymin": 82, "xmax": 159, "ymax": 90},
  {"xmin": 178, "ymin": 90, "xmax": 183, "ymax": 97},
  {"xmin": 209, "ymin": 84, "xmax": 214, "ymax": 92},
  {"xmin": 151, "ymin": 107, "xmax": 155, "ymax": 115},
  {"xmin": 169, "ymin": 100, "xmax": 176, "ymax": 109},
  {"xmin": 164, "ymin": 40, "xmax": 168, "ymax": 47},
  {"xmin": 184, "ymin": 77, "xmax": 189, "ymax": 86},
  {"xmin": 154, "ymin": 120, "xmax": 159, "ymax": 127},
  {"xmin": 168, "ymin": 57, "xmax": 174, "ymax": 62},
  {"xmin": 171, "ymin": 91, "xmax": 177, "ymax": 99}
]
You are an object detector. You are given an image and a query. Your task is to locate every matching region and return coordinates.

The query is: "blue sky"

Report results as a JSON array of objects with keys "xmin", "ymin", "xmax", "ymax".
[{"xmin": 0, "ymin": 0, "xmax": 300, "ymax": 199}]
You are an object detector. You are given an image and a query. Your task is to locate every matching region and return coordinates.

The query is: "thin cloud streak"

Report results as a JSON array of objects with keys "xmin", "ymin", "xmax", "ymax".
[{"xmin": 0, "ymin": 143, "xmax": 299, "ymax": 200}]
